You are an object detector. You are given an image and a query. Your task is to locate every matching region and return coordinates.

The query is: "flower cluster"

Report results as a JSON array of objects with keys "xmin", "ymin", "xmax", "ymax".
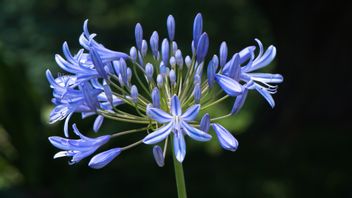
[{"xmin": 47, "ymin": 13, "xmax": 283, "ymax": 169}]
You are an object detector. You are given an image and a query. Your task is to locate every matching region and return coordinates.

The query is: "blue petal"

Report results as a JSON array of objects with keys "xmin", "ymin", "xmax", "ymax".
[
  {"xmin": 211, "ymin": 124, "xmax": 239, "ymax": 151},
  {"xmin": 231, "ymin": 89, "xmax": 248, "ymax": 115},
  {"xmin": 90, "ymin": 48, "xmax": 108, "ymax": 80},
  {"xmin": 248, "ymin": 45, "xmax": 276, "ymax": 72},
  {"xmin": 170, "ymin": 95, "xmax": 182, "ymax": 116},
  {"xmin": 143, "ymin": 122, "xmax": 173, "ymax": 144},
  {"xmin": 254, "ymin": 85, "xmax": 275, "ymax": 108},
  {"xmin": 238, "ymin": 46, "xmax": 255, "ymax": 64},
  {"xmin": 71, "ymin": 148, "xmax": 98, "ymax": 164},
  {"xmin": 173, "ymin": 131, "xmax": 186, "ymax": 163},
  {"xmin": 181, "ymin": 105, "xmax": 200, "ymax": 122},
  {"xmin": 93, "ymin": 115, "xmax": 104, "ymax": 132},
  {"xmin": 88, "ymin": 148, "xmax": 122, "ymax": 169},
  {"xmin": 152, "ymin": 145, "xmax": 165, "ymax": 167},
  {"xmin": 215, "ymin": 74, "xmax": 243, "ymax": 96},
  {"xmin": 64, "ymin": 113, "xmax": 73, "ymax": 137},
  {"xmin": 248, "ymin": 73, "xmax": 283, "ymax": 84},
  {"xmin": 200, "ymin": 113, "xmax": 210, "ymax": 133},
  {"xmin": 181, "ymin": 121, "xmax": 212, "ymax": 142},
  {"xmin": 147, "ymin": 107, "xmax": 172, "ymax": 123}
]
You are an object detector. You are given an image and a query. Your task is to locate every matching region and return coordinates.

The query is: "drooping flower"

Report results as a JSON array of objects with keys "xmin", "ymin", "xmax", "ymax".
[
  {"xmin": 48, "ymin": 124, "xmax": 110, "ymax": 164},
  {"xmin": 143, "ymin": 95, "xmax": 212, "ymax": 162}
]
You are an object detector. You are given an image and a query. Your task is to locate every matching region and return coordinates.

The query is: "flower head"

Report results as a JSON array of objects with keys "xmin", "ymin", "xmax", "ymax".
[{"xmin": 47, "ymin": 13, "xmax": 283, "ymax": 169}]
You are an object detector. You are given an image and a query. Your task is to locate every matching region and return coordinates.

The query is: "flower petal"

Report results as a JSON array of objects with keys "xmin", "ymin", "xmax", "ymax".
[
  {"xmin": 215, "ymin": 74, "xmax": 243, "ymax": 96},
  {"xmin": 170, "ymin": 95, "xmax": 182, "ymax": 116},
  {"xmin": 147, "ymin": 107, "xmax": 173, "ymax": 123},
  {"xmin": 181, "ymin": 121, "xmax": 212, "ymax": 142},
  {"xmin": 231, "ymin": 89, "xmax": 248, "ymax": 115},
  {"xmin": 248, "ymin": 73, "xmax": 283, "ymax": 84},
  {"xmin": 211, "ymin": 123, "xmax": 239, "ymax": 151},
  {"xmin": 173, "ymin": 131, "xmax": 186, "ymax": 163},
  {"xmin": 181, "ymin": 105, "xmax": 200, "ymax": 122},
  {"xmin": 93, "ymin": 115, "xmax": 104, "ymax": 132},
  {"xmin": 200, "ymin": 113, "xmax": 210, "ymax": 133},
  {"xmin": 255, "ymin": 85, "xmax": 275, "ymax": 108},
  {"xmin": 88, "ymin": 148, "xmax": 122, "ymax": 169},
  {"xmin": 143, "ymin": 122, "xmax": 173, "ymax": 144}
]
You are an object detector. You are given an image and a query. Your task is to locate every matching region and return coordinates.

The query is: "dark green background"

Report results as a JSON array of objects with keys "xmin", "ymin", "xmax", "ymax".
[{"xmin": 0, "ymin": 0, "xmax": 351, "ymax": 197}]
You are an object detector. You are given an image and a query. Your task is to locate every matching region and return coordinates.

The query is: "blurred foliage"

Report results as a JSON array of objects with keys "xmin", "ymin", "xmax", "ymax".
[{"xmin": 0, "ymin": 0, "xmax": 351, "ymax": 198}]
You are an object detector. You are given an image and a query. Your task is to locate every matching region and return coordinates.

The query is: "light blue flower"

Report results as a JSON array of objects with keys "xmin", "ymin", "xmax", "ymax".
[
  {"xmin": 48, "ymin": 124, "xmax": 110, "ymax": 164},
  {"xmin": 143, "ymin": 95, "xmax": 212, "ymax": 162}
]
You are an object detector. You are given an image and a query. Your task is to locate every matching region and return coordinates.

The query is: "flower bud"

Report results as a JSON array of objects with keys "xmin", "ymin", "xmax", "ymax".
[
  {"xmin": 153, "ymin": 145, "xmax": 165, "ymax": 167},
  {"xmin": 131, "ymin": 85, "xmax": 138, "ymax": 103},
  {"xmin": 194, "ymin": 83, "xmax": 201, "ymax": 104},
  {"xmin": 113, "ymin": 61, "xmax": 120, "ymax": 75},
  {"xmin": 211, "ymin": 123, "xmax": 239, "ymax": 151},
  {"xmin": 185, "ymin": 56, "xmax": 192, "ymax": 68},
  {"xmin": 172, "ymin": 41, "xmax": 178, "ymax": 54},
  {"xmin": 89, "ymin": 148, "xmax": 122, "ymax": 169},
  {"xmin": 169, "ymin": 69, "xmax": 176, "ymax": 85},
  {"xmin": 157, "ymin": 74, "xmax": 163, "ymax": 88},
  {"xmin": 130, "ymin": 46, "xmax": 137, "ymax": 62},
  {"xmin": 150, "ymin": 31, "xmax": 159, "ymax": 58},
  {"xmin": 175, "ymin": 50, "xmax": 183, "ymax": 69},
  {"xmin": 169, "ymin": 56, "xmax": 176, "ymax": 67},
  {"xmin": 207, "ymin": 60, "xmax": 215, "ymax": 88},
  {"xmin": 220, "ymin": 41, "xmax": 228, "ymax": 67},
  {"xmin": 167, "ymin": 15, "xmax": 175, "ymax": 41},
  {"xmin": 212, "ymin": 55, "xmax": 219, "ymax": 70},
  {"xmin": 152, "ymin": 87, "xmax": 160, "ymax": 108},
  {"xmin": 193, "ymin": 13, "xmax": 203, "ymax": 48},
  {"xmin": 127, "ymin": 67, "xmax": 132, "ymax": 82},
  {"xmin": 145, "ymin": 63, "xmax": 154, "ymax": 81},
  {"xmin": 196, "ymin": 33, "xmax": 209, "ymax": 63},
  {"xmin": 135, "ymin": 23, "xmax": 143, "ymax": 50},
  {"xmin": 141, "ymin": 40, "xmax": 148, "ymax": 57},
  {"xmin": 161, "ymin": 39, "xmax": 169, "ymax": 66}
]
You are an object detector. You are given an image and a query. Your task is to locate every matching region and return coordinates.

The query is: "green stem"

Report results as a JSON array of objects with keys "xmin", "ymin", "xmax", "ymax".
[{"xmin": 172, "ymin": 150, "xmax": 187, "ymax": 198}]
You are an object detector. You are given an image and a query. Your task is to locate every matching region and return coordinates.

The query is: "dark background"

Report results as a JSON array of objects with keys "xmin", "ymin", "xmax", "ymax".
[{"xmin": 0, "ymin": 0, "xmax": 351, "ymax": 197}]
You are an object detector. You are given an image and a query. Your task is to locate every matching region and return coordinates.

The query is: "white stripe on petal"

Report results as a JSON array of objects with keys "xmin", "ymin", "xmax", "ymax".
[{"xmin": 143, "ymin": 122, "xmax": 173, "ymax": 144}]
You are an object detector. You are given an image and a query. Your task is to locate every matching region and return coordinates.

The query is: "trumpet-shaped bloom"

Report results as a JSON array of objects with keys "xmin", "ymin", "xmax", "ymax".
[
  {"xmin": 48, "ymin": 124, "xmax": 110, "ymax": 164},
  {"xmin": 143, "ymin": 95, "xmax": 212, "ymax": 162}
]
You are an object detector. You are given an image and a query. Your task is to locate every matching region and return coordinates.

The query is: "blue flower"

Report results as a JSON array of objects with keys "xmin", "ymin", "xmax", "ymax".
[
  {"xmin": 47, "ymin": 70, "xmax": 123, "ymax": 136},
  {"xmin": 48, "ymin": 124, "xmax": 110, "ymax": 164},
  {"xmin": 143, "ymin": 95, "xmax": 212, "ymax": 162},
  {"xmin": 217, "ymin": 39, "xmax": 283, "ymax": 112}
]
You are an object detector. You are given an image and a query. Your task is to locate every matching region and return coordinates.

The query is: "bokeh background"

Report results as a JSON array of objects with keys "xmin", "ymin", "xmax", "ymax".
[{"xmin": 0, "ymin": 0, "xmax": 351, "ymax": 197}]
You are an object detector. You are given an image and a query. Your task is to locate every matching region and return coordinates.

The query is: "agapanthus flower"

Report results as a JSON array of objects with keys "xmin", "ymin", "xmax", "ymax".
[
  {"xmin": 143, "ymin": 95, "xmax": 211, "ymax": 162},
  {"xmin": 46, "ymin": 13, "xmax": 283, "ymax": 170},
  {"xmin": 48, "ymin": 124, "xmax": 110, "ymax": 164}
]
